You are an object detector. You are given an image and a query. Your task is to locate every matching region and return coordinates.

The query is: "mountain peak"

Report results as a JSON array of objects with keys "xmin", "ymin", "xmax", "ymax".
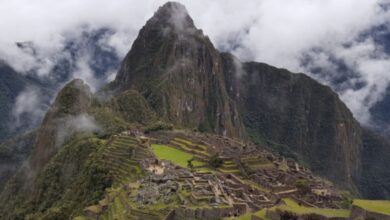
[{"xmin": 146, "ymin": 1, "xmax": 196, "ymax": 34}]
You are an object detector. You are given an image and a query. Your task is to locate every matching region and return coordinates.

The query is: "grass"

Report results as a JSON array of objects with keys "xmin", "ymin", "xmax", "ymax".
[
  {"xmin": 151, "ymin": 144, "xmax": 205, "ymax": 169},
  {"xmin": 277, "ymin": 198, "xmax": 350, "ymax": 217},
  {"xmin": 224, "ymin": 209, "xmax": 270, "ymax": 220},
  {"xmin": 353, "ymin": 199, "xmax": 390, "ymax": 215},
  {"xmin": 174, "ymin": 137, "xmax": 208, "ymax": 151},
  {"xmin": 171, "ymin": 140, "xmax": 210, "ymax": 157}
]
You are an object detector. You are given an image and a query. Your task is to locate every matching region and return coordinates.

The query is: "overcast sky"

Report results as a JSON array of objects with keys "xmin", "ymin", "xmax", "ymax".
[{"xmin": 1, "ymin": 0, "xmax": 390, "ymax": 125}]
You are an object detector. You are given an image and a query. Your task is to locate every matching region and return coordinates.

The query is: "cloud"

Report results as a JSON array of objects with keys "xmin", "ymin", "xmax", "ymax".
[
  {"xmin": 12, "ymin": 87, "xmax": 48, "ymax": 129},
  {"xmin": 1, "ymin": 0, "xmax": 390, "ymax": 125},
  {"xmin": 55, "ymin": 114, "xmax": 100, "ymax": 147}
]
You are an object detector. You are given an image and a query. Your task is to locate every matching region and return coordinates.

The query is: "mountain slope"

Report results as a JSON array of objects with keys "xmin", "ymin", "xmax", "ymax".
[
  {"xmin": 29, "ymin": 79, "xmax": 93, "ymax": 171},
  {"xmin": 221, "ymin": 53, "xmax": 362, "ymax": 189},
  {"xmin": 0, "ymin": 63, "xmax": 46, "ymax": 141},
  {"xmin": 112, "ymin": 2, "xmax": 245, "ymax": 138},
  {"xmin": 359, "ymin": 129, "xmax": 390, "ymax": 199}
]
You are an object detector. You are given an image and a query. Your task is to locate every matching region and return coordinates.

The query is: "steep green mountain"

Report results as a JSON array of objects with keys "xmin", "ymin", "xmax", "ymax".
[
  {"xmin": 29, "ymin": 79, "xmax": 93, "ymax": 172},
  {"xmin": 1, "ymin": 2, "xmax": 390, "ymax": 219},
  {"xmin": 111, "ymin": 2, "xmax": 245, "ymax": 138},
  {"xmin": 0, "ymin": 131, "xmax": 36, "ymax": 192}
]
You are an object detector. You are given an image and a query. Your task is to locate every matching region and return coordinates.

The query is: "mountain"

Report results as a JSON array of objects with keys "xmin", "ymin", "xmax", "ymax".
[
  {"xmin": 0, "ymin": 63, "xmax": 46, "ymax": 141},
  {"xmin": 111, "ymin": 2, "xmax": 245, "ymax": 138},
  {"xmin": 110, "ymin": 2, "xmax": 364, "ymax": 192},
  {"xmin": 0, "ymin": 29, "xmax": 122, "ymax": 188},
  {"xmin": 0, "ymin": 2, "xmax": 390, "ymax": 219},
  {"xmin": 221, "ymin": 53, "xmax": 362, "ymax": 189},
  {"xmin": 29, "ymin": 79, "xmax": 94, "ymax": 172},
  {"xmin": 0, "ymin": 28, "xmax": 121, "ymax": 141}
]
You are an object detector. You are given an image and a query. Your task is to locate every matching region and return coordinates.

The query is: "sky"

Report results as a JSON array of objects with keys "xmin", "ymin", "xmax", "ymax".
[{"xmin": 1, "ymin": 0, "xmax": 390, "ymax": 125}]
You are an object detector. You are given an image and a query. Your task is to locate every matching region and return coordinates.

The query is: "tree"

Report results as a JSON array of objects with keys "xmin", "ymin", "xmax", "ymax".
[
  {"xmin": 187, "ymin": 158, "xmax": 194, "ymax": 169},
  {"xmin": 209, "ymin": 154, "xmax": 224, "ymax": 169}
]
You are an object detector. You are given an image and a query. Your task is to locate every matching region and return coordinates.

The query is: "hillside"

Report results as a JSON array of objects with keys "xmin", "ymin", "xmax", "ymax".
[{"xmin": 0, "ymin": 2, "xmax": 390, "ymax": 220}]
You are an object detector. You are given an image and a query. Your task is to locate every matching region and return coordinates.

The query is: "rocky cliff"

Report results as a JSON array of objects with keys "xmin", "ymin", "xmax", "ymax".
[
  {"xmin": 221, "ymin": 53, "xmax": 362, "ymax": 189},
  {"xmin": 112, "ymin": 2, "xmax": 245, "ymax": 138}
]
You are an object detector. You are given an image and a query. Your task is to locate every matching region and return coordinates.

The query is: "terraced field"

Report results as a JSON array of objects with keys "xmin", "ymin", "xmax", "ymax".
[
  {"xmin": 74, "ymin": 133, "xmax": 365, "ymax": 220},
  {"xmin": 217, "ymin": 158, "xmax": 241, "ymax": 174},
  {"xmin": 276, "ymin": 198, "xmax": 350, "ymax": 217},
  {"xmin": 353, "ymin": 199, "xmax": 390, "ymax": 215},
  {"xmin": 226, "ymin": 198, "xmax": 350, "ymax": 220},
  {"xmin": 170, "ymin": 137, "xmax": 210, "ymax": 159},
  {"xmin": 102, "ymin": 135, "xmax": 149, "ymax": 185},
  {"xmin": 241, "ymin": 156, "xmax": 274, "ymax": 172},
  {"xmin": 151, "ymin": 144, "xmax": 211, "ymax": 172}
]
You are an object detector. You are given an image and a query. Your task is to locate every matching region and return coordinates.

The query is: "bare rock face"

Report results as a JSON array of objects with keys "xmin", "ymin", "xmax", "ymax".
[
  {"xmin": 113, "ymin": 2, "xmax": 245, "ymax": 138},
  {"xmin": 221, "ymin": 53, "xmax": 362, "ymax": 189},
  {"xmin": 29, "ymin": 79, "xmax": 93, "ymax": 171}
]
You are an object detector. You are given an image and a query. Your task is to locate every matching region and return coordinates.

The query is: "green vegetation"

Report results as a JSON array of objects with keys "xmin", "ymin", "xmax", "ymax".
[
  {"xmin": 113, "ymin": 90, "xmax": 156, "ymax": 124},
  {"xmin": 230, "ymin": 198, "xmax": 351, "ymax": 219},
  {"xmin": 0, "ymin": 131, "xmax": 36, "ymax": 190},
  {"xmin": 276, "ymin": 198, "xmax": 350, "ymax": 217},
  {"xmin": 89, "ymin": 106, "xmax": 129, "ymax": 137},
  {"xmin": 353, "ymin": 199, "xmax": 390, "ymax": 215},
  {"xmin": 144, "ymin": 121, "xmax": 173, "ymax": 133},
  {"xmin": 209, "ymin": 154, "xmax": 224, "ymax": 168},
  {"xmin": 151, "ymin": 144, "xmax": 206, "ymax": 169},
  {"xmin": 0, "ymin": 135, "xmax": 113, "ymax": 220},
  {"xmin": 103, "ymin": 136, "xmax": 144, "ymax": 186},
  {"xmin": 55, "ymin": 79, "xmax": 91, "ymax": 116}
]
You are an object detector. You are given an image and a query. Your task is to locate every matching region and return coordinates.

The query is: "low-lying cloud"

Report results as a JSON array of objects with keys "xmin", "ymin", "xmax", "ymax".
[
  {"xmin": 12, "ymin": 87, "xmax": 48, "ymax": 130},
  {"xmin": 1, "ymin": 0, "xmax": 390, "ymax": 125},
  {"xmin": 56, "ymin": 114, "xmax": 101, "ymax": 147}
]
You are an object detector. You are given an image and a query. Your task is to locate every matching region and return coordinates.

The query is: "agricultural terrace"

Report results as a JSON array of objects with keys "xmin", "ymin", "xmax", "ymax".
[{"xmin": 353, "ymin": 199, "xmax": 390, "ymax": 215}]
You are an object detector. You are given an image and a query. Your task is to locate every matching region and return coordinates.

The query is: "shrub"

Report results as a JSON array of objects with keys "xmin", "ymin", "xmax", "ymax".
[{"xmin": 209, "ymin": 154, "xmax": 224, "ymax": 169}]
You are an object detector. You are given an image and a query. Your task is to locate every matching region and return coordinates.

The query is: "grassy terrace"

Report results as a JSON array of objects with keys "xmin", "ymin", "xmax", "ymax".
[
  {"xmin": 353, "ymin": 199, "xmax": 390, "ymax": 215},
  {"xmin": 226, "ymin": 198, "xmax": 350, "ymax": 220},
  {"xmin": 170, "ymin": 140, "xmax": 210, "ymax": 158},
  {"xmin": 103, "ymin": 136, "xmax": 144, "ymax": 185},
  {"xmin": 225, "ymin": 209, "xmax": 270, "ymax": 220},
  {"xmin": 276, "ymin": 198, "xmax": 350, "ymax": 217},
  {"xmin": 151, "ymin": 144, "xmax": 210, "ymax": 171}
]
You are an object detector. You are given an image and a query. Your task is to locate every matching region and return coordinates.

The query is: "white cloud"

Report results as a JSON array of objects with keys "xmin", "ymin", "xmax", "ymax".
[
  {"xmin": 12, "ymin": 87, "xmax": 48, "ymax": 128},
  {"xmin": 55, "ymin": 114, "xmax": 100, "ymax": 147},
  {"xmin": 1, "ymin": 0, "xmax": 390, "ymax": 125}
]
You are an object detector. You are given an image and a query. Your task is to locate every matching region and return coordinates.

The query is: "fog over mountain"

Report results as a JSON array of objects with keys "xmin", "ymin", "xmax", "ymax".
[{"xmin": 1, "ymin": 0, "xmax": 390, "ymax": 128}]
